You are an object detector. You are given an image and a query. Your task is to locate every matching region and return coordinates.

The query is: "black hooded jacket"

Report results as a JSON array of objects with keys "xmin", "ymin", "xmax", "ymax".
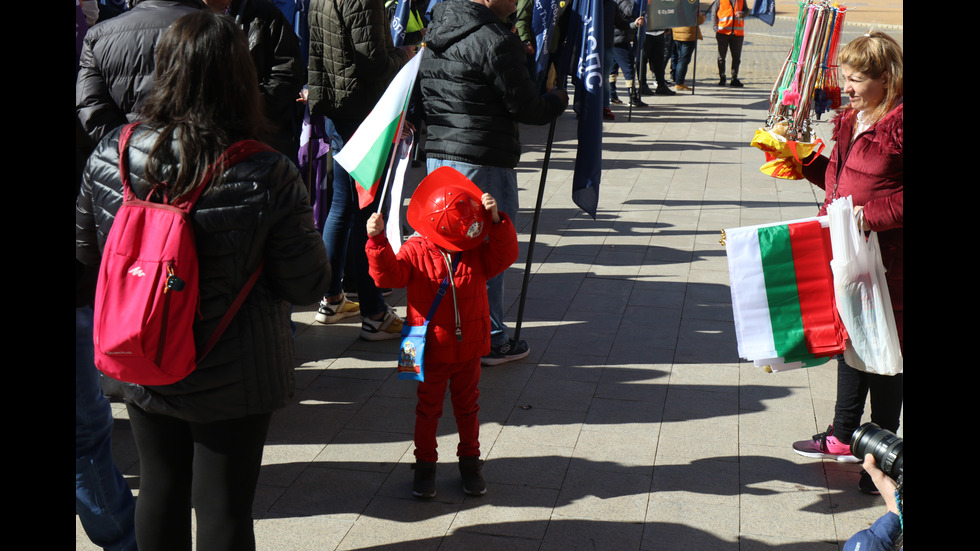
[{"xmin": 420, "ymin": 0, "xmax": 565, "ymax": 169}]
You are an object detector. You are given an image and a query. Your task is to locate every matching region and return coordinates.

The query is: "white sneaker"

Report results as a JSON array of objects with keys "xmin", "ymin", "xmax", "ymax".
[
  {"xmin": 360, "ymin": 305, "xmax": 403, "ymax": 341},
  {"xmin": 315, "ymin": 296, "xmax": 360, "ymax": 324}
]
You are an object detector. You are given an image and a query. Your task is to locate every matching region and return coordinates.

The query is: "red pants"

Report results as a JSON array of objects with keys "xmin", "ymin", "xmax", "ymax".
[{"xmin": 414, "ymin": 357, "xmax": 481, "ymax": 462}]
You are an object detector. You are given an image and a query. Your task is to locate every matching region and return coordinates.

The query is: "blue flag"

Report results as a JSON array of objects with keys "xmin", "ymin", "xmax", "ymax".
[
  {"xmin": 391, "ymin": 0, "xmax": 412, "ymax": 46},
  {"xmin": 751, "ymin": 0, "xmax": 775, "ymax": 26},
  {"xmin": 530, "ymin": 0, "xmax": 560, "ymax": 85},
  {"xmin": 569, "ymin": 0, "xmax": 603, "ymax": 219}
]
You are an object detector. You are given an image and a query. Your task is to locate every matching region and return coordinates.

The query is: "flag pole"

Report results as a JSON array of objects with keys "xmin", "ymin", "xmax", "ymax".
[{"xmin": 512, "ymin": 117, "xmax": 558, "ymax": 342}]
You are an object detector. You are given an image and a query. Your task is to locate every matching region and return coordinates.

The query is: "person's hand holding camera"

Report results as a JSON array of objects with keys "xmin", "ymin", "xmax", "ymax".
[{"xmin": 862, "ymin": 454, "xmax": 899, "ymax": 516}]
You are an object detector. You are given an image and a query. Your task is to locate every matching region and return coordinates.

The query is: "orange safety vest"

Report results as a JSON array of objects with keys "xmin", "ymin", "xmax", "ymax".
[{"xmin": 717, "ymin": 0, "xmax": 745, "ymax": 36}]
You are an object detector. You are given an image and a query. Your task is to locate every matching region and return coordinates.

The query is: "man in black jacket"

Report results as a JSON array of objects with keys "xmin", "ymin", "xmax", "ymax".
[
  {"xmin": 76, "ymin": 0, "xmax": 208, "ymax": 147},
  {"xmin": 204, "ymin": 0, "xmax": 305, "ymax": 162},
  {"xmin": 420, "ymin": 0, "xmax": 568, "ymax": 365}
]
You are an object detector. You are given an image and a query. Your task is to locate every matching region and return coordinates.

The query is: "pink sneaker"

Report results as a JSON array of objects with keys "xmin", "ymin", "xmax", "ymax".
[{"xmin": 792, "ymin": 426, "xmax": 860, "ymax": 462}]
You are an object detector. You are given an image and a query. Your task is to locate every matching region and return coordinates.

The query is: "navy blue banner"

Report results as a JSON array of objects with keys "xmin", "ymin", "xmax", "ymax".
[{"xmin": 570, "ymin": 0, "xmax": 603, "ymax": 219}]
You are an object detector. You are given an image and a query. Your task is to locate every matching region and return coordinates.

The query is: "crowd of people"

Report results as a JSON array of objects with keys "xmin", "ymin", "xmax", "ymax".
[{"xmin": 76, "ymin": 0, "xmax": 902, "ymax": 549}]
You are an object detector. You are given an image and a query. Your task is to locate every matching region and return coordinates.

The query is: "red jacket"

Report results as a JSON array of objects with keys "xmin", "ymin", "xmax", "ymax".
[
  {"xmin": 802, "ymin": 103, "xmax": 903, "ymax": 343},
  {"xmin": 366, "ymin": 214, "xmax": 519, "ymax": 363}
]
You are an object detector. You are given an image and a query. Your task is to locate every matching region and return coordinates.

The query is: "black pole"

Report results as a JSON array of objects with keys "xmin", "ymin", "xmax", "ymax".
[
  {"xmin": 513, "ymin": 117, "xmax": 558, "ymax": 341},
  {"xmin": 628, "ymin": 8, "xmax": 646, "ymax": 122}
]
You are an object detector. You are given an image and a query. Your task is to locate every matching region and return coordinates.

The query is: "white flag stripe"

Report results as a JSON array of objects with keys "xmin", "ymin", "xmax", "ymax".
[{"xmin": 334, "ymin": 51, "xmax": 423, "ymax": 174}]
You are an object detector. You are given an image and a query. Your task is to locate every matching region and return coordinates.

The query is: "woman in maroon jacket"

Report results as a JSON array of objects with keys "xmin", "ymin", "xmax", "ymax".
[{"xmin": 791, "ymin": 31, "xmax": 903, "ymax": 494}]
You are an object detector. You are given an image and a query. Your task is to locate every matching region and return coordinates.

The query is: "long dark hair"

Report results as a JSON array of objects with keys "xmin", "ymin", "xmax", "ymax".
[{"xmin": 140, "ymin": 10, "xmax": 269, "ymax": 199}]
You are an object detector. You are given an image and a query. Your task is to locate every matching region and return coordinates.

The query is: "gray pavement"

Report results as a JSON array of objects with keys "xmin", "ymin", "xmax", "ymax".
[{"xmin": 77, "ymin": 10, "xmax": 903, "ymax": 551}]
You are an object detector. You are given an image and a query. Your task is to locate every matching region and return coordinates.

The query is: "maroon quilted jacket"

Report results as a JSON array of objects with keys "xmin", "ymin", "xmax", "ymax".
[
  {"xmin": 366, "ymin": 214, "xmax": 518, "ymax": 363},
  {"xmin": 802, "ymin": 102, "xmax": 903, "ymax": 344}
]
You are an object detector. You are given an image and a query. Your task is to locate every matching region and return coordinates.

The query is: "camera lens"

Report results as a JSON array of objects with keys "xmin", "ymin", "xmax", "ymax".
[{"xmin": 850, "ymin": 423, "xmax": 903, "ymax": 479}]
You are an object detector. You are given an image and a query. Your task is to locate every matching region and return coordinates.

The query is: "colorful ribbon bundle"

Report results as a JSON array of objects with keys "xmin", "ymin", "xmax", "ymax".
[{"xmin": 751, "ymin": 1, "xmax": 846, "ymax": 179}]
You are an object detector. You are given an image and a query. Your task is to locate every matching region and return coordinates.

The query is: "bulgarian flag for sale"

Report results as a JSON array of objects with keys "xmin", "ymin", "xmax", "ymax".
[
  {"xmin": 725, "ymin": 216, "xmax": 847, "ymax": 371},
  {"xmin": 334, "ymin": 50, "xmax": 423, "ymax": 210}
]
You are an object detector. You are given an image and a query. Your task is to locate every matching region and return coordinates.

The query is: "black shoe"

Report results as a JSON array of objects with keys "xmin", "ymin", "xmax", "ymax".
[
  {"xmin": 610, "ymin": 95, "xmax": 623, "ymax": 105},
  {"xmin": 655, "ymin": 87, "xmax": 676, "ymax": 96},
  {"xmin": 730, "ymin": 77, "xmax": 744, "ymax": 88},
  {"xmin": 858, "ymin": 470, "xmax": 880, "ymax": 495},
  {"xmin": 629, "ymin": 95, "xmax": 648, "ymax": 107},
  {"xmin": 481, "ymin": 338, "xmax": 530, "ymax": 365},
  {"xmin": 459, "ymin": 457, "xmax": 487, "ymax": 496},
  {"xmin": 412, "ymin": 461, "xmax": 437, "ymax": 499},
  {"xmin": 640, "ymin": 85, "xmax": 655, "ymax": 96},
  {"xmin": 718, "ymin": 75, "xmax": 727, "ymax": 86}
]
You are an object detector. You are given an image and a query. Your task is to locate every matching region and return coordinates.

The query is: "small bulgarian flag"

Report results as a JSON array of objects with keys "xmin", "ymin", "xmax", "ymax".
[
  {"xmin": 334, "ymin": 50, "xmax": 423, "ymax": 210},
  {"xmin": 725, "ymin": 217, "xmax": 847, "ymax": 371}
]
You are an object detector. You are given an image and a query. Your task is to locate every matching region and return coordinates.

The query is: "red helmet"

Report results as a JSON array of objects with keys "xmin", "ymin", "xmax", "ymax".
[{"xmin": 406, "ymin": 167, "xmax": 491, "ymax": 252}]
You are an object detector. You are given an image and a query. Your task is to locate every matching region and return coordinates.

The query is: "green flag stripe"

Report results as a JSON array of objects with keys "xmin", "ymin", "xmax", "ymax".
[
  {"xmin": 757, "ymin": 225, "xmax": 812, "ymax": 363},
  {"xmin": 349, "ymin": 115, "xmax": 403, "ymax": 193}
]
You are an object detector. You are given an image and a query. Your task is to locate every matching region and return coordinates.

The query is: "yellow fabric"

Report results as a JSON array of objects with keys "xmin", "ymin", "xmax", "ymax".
[
  {"xmin": 751, "ymin": 128, "xmax": 824, "ymax": 180},
  {"xmin": 760, "ymin": 157, "xmax": 804, "ymax": 180}
]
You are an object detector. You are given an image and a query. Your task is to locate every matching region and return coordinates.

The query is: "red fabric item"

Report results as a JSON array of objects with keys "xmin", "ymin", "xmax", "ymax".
[
  {"xmin": 788, "ymin": 221, "xmax": 847, "ymax": 356},
  {"xmin": 414, "ymin": 357, "xmax": 482, "ymax": 462},
  {"xmin": 366, "ymin": 213, "xmax": 519, "ymax": 363},
  {"xmin": 801, "ymin": 103, "xmax": 903, "ymax": 345}
]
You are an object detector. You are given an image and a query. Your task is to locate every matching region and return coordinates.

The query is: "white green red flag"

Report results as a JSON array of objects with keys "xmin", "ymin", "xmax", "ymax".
[
  {"xmin": 725, "ymin": 216, "xmax": 847, "ymax": 371},
  {"xmin": 334, "ymin": 50, "xmax": 423, "ymax": 209}
]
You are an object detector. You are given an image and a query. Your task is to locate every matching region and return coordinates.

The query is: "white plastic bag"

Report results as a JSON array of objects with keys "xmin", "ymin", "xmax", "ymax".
[{"xmin": 827, "ymin": 197, "xmax": 903, "ymax": 375}]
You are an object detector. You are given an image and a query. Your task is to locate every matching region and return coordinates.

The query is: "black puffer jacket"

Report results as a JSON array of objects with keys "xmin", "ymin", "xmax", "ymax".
[
  {"xmin": 232, "ymin": 0, "xmax": 305, "ymax": 159},
  {"xmin": 307, "ymin": 0, "xmax": 410, "ymax": 135},
  {"xmin": 420, "ymin": 0, "xmax": 565, "ymax": 169},
  {"xmin": 75, "ymin": 125, "xmax": 330, "ymax": 423},
  {"xmin": 75, "ymin": 0, "xmax": 207, "ymax": 147},
  {"xmin": 612, "ymin": 0, "xmax": 639, "ymax": 47}
]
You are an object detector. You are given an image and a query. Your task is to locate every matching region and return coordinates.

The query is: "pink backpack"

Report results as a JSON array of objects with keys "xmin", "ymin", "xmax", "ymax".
[{"xmin": 93, "ymin": 123, "xmax": 273, "ymax": 385}]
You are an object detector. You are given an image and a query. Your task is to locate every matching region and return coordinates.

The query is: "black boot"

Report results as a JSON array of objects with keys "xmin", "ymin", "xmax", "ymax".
[
  {"xmin": 717, "ymin": 59, "xmax": 727, "ymax": 86},
  {"xmin": 459, "ymin": 457, "xmax": 487, "ymax": 496},
  {"xmin": 412, "ymin": 461, "xmax": 437, "ymax": 499},
  {"xmin": 628, "ymin": 82, "xmax": 648, "ymax": 107},
  {"xmin": 730, "ymin": 76, "xmax": 744, "ymax": 88}
]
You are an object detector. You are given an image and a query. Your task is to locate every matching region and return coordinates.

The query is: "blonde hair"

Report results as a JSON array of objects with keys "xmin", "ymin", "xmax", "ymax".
[{"xmin": 839, "ymin": 30, "xmax": 903, "ymax": 123}]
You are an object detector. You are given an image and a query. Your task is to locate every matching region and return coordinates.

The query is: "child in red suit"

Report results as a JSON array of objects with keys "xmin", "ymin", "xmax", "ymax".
[{"xmin": 365, "ymin": 168, "xmax": 519, "ymax": 499}]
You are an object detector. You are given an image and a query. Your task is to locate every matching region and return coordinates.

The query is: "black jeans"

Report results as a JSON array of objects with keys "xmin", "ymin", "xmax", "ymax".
[
  {"xmin": 716, "ymin": 32, "xmax": 744, "ymax": 78},
  {"xmin": 127, "ymin": 404, "xmax": 272, "ymax": 551},
  {"xmin": 832, "ymin": 358, "xmax": 903, "ymax": 444}
]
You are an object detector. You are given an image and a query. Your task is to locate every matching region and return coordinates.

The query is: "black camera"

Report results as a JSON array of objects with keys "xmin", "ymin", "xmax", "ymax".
[{"xmin": 850, "ymin": 423, "xmax": 902, "ymax": 481}]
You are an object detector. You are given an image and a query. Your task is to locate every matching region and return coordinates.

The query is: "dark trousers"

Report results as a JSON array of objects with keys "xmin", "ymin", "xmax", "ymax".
[
  {"xmin": 640, "ymin": 33, "xmax": 669, "ymax": 88},
  {"xmin": 127, "ymin": 404, "xmax": 272, "ymax": 551},
  {"xmin": 716, "ymin": 32, "xmax": 744, "ymax": 77},
  {"xmin": 832, "ymin": 358, "xmax": 904, "ymax": 444}
]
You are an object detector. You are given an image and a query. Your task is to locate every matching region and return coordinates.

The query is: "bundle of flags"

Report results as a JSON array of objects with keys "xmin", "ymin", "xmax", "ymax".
[{"xmin": 724, "ymin": 216, "xmax": 848, "ymax": 372}]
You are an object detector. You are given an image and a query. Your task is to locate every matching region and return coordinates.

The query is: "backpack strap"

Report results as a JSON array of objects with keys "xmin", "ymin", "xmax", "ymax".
[
  {"xmin": 197, "ymin": 259, "xmax": 265, "ymax": 363},
  {"xmin": 116, "ymin": 122, "xmax": 275, "ymax": 209}
]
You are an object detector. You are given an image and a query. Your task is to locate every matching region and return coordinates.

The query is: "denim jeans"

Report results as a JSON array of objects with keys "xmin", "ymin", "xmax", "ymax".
[
  {"xmin": 426, "ymin": 158, "xmax": 518, "ymax": 346},
  {"xmin": 611, "ymin": 45, "xmax": 636, "ymax": 82},
  {"xmin": 320, "ymin": 123, "xmax": 386, "ymax": 318},
  {"xmin": 76, "ymin": 307, "xmax": 137, "ymax": 551},
  {"xmin": 673, "ymin": 40, "xmax": 695, "ymax": 85}
]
